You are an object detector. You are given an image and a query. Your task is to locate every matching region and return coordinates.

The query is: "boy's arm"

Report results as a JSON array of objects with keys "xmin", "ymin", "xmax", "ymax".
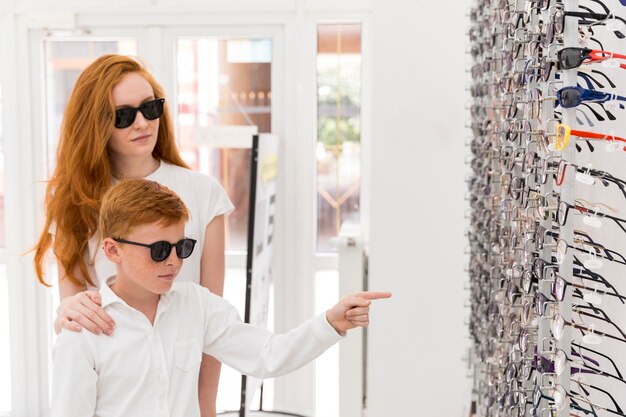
[
  {"xmin": 201, "ymin": 290, "xmax": 390, "ymax": 379},
  {"xmin": 203, "ymin": 299, "xmax": 341, "ymax": 379},
  {"xmin": 50, "ymin": 330, "xmax": 98, "ymax": 417}
]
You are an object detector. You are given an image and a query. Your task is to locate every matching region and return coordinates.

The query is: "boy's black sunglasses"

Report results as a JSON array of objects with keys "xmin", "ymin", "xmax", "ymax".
[
  {"xmin": 113, "ymin": 237, "xmax": 196, "ymax": 262},
  {"xmin": 114, "ymin": 98, "xmax": 165, "ymax": 129}
]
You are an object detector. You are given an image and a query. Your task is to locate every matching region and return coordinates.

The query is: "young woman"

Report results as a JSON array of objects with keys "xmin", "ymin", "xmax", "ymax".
[{"xmin": 33, "ymin": 54, "xmax": 233, "ymax": 417}]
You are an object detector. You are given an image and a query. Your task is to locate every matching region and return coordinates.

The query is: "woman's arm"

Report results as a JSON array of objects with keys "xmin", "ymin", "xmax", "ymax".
[
  {"xmin": 199, "ymin": 215, "xmax": 226, "ymax": 295},
  {"xmin": 198, "ymin": 215, "xmax": 226, "ymax": 417},
  {"xmin": 55, "ymin": 262, "xmax": 115, "ymax": 335}
]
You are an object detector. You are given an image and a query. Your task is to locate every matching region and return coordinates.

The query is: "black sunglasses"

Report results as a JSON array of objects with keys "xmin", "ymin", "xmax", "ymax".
[
  {"xmin": 113, "ymin": 237, "xmax": 196, "ymax": 262},
  {"xmin": 114, "ymin": 98, "xmax": 165, "ymax": 129}
]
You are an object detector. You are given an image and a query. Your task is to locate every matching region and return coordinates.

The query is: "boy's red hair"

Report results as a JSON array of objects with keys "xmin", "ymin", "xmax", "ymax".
[{"xmin": 99, "ymin": 179, "xmax": 189, "ymax": 241}]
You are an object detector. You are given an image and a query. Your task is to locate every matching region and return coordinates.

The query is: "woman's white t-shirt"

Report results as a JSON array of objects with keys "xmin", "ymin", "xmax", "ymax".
[{"xmin": 86, "ymin": 162, "xmax": 234, "ymax": 288}]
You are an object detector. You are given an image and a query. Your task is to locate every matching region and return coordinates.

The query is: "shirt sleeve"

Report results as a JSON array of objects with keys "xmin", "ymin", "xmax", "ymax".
[
  {"xmin": 50, "ymin": 330, "xmax": 98, "ymax": 417},
  {"xmin": 200, "ymin": 289, "xmax": 342, "ymax": 379}
]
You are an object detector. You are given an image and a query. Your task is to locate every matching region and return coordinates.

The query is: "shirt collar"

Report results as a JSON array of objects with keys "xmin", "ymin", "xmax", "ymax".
[
  {"xmin": 100, "ymin": 276, "xmax": 124, "ymax": 308},
  {"xmin": 99, "ymin": 275, "xmax": 180, "ymax": 309}
]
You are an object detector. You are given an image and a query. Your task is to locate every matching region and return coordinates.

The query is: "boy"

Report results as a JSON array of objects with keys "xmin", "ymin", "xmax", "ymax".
[{"xmin": 51, "ymin": 179, "xmax": 390, "ymax": 417}]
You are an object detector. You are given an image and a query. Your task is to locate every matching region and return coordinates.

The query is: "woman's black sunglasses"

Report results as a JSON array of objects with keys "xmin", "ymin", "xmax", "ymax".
[
  {"xmin": 113, "ymin": 237, "xmax": 196, "ymax": 262},
  {"xmin": 114, "ymin": 98, "xmax": 165, "ymax": 129}
]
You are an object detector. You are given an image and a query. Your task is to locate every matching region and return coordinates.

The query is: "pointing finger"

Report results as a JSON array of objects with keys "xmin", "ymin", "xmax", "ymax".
[
  {"xmin": 358, "ymin": 291, "xmax": 392, "ymax": 301},
  {"xmin": 342, "ymin": 291, "xmax": 391, "ymax": 308}
]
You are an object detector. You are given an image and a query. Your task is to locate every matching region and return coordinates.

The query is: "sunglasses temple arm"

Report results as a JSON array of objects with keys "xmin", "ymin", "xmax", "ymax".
[
  {"xmin": 573, "ymin": 262, "xmax": 621, "ymax": 298},
  {"xmin": 573, "ymin": 342, "xmax": 625, "ymax": 379},
  {"xmin": 590, "ymin": 68, "xmax": 617, "ymax": 88}
]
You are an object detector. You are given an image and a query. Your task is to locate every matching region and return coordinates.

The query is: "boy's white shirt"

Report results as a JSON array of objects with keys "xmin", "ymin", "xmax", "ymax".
[{"xmin": 51, "ymin": 277, "xmax": 342, "ymax": 417}]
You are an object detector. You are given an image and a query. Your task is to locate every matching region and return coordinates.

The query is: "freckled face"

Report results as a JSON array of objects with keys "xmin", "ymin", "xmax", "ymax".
[{"xmin": 115, "ymin": 221, "xmax": 185, "ymax": 295}]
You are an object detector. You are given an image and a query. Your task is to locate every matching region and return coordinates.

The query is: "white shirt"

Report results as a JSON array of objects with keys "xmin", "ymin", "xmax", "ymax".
[
  {"xmin": 86, "ymin": 162, "xmax": 234, "ymax": 288},
  {"xmin": 51, "ymin": 278, "xmax": 342, "ymax": 417}
]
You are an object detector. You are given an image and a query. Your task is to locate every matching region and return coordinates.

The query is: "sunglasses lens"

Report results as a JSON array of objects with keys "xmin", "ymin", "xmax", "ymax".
[
  {"xmin": 114, "ymin": 99, "xmax": 164, "ymax": 129},
  {"xmin": 533, "ymin": 259, "xmax": 542, "ymax": 279},
  {"xmin": 519, "ymin": 328, "xmax": 529, "ymax": 352},
  {"xmin": 521, "ymin": 362, "xmax": 531, "ymax": 380},
  {"xmin": 554, "ymin": 11, "xmax": 564, "ymax": 34},
  {"xmin": 176, "ymin": 238, "xmax": 196, "ymax": 259},
  {"xmin": 553, "ymin": 276, "xmax": 565, "ymax": 301},
  {"xmin": 553, "ymin": 385, "xmax": 567, "ymax": 411},
  {"xmin": 556, "ymin": 160, "xmax": 566, "ymax": 186},
  {"xmin": 151, "ymin": 241, "xmax": 173, "ymax": 262},
  {"xmin": 505, "ymin": 362, "xmax": 516, "ymax": 382},
  {"xmin": 532, "ymin": 386, "xmax": 541, "ymax": 408},
  {"xmin": 558, "ymin": 48, "xmax": 583, "ymax": 69},
  {"xmin": 140, "ymin": 99, "xmax": 165, "ymax": 120},
  {"xmin": 556, "ymin": 240, "xmax": 568, "ymax": 264},
  {"xmin": 115, "ymin": 108, "xmax": 137, "ymax": 129},
  {"xmin": 552, "ymin": 314, "xmax": 564, "ymax": 340},
  {"xmin": 541, "ymin": 59, "xmax": 553, "ymax": 82},
  {"xmin": 558, "ymin": 87, "xmax": 581, "ymax": 108},
  {"xmin": 536, "ymin": 227, "xmax": 545, "ymax": 249},
  {"xmin": 506, "ymin": 283, "xmax": 517, "ymax": 304},
  {"xmin": 554, "ymin": 349, "xmax": 566, "ymax": 376},
  {"xmin": 522, "ymin": 270, "xmax": 533, "ymax": 293}
]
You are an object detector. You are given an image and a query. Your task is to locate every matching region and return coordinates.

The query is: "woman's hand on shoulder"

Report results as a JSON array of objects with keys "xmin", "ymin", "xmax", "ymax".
[{"xmin": 55, "ymin": 291, "xmax": 115, "ymax": 336}]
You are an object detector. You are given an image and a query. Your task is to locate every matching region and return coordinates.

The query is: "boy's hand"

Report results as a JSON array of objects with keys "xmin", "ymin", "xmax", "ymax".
[
  {"xmin": 55, "ymin": 291, "xmax": 115, "ymax": 336},
  {"xmin": 326, "ymin": 291, "xmax": 391, "ymax": 335}
]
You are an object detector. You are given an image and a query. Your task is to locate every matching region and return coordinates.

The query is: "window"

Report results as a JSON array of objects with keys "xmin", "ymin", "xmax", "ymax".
[
  {"xmin": 315, "ymin": 23, "xmax": 362, "ymax": 417},
  {"xmin": 316, "ymin": 24, "xmax": 362, "ymax": 252},
  {"xmin": 176, "ymin": 38, "xmax": 272, "ymax": 251}
]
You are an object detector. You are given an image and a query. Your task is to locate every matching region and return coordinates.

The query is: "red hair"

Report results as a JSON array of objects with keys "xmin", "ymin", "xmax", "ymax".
[
  {"xmin": 34, "ymin": 54, "xmax": 189, "ymax": 287},
  {"xmin": 99, "ymin": 179, "xmax": 189, "ymax": 241}
]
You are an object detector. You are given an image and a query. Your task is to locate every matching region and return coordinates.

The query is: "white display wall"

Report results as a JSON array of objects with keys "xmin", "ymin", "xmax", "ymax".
[
  {"xmin": 466, "ymin": 0, "xmax": 626, "ymax": 416},
  {"xmin": 369, "ymin": 1, "xmax": 470, "ymax": 416}
]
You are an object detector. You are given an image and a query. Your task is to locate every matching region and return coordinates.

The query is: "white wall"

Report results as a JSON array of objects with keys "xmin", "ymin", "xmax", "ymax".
[{"xmin": 367, "ymin": 2, "xmax": 470, "ymax": 416}]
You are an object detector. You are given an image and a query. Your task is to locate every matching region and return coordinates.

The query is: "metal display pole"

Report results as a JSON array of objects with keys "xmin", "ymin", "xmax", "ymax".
[
  {"xmin": 554, "ymin": 1, "xmax": 578, "ymax": 416},
  {"xmin": 535, "ymin": 40, "xmax": 554, "ymax": 417},
  {"xmin": 534, "ymin": 7, "xmax": 554, "ymax": 417}
]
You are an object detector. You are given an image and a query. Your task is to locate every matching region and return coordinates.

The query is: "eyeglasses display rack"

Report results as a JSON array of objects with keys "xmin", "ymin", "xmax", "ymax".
[{"xmin": 467, "ymin": 0, "xmax": 626, "ymax": 416}]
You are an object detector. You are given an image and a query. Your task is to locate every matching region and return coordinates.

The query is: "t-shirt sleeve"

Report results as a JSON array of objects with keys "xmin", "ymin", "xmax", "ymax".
[
  {"xmin": 50, "ymin": 330, "xmax": 98, "ymax": 417},
  {"xmin": 197, "ymin": 174, "xmax": 234, "ymax": 224}
]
